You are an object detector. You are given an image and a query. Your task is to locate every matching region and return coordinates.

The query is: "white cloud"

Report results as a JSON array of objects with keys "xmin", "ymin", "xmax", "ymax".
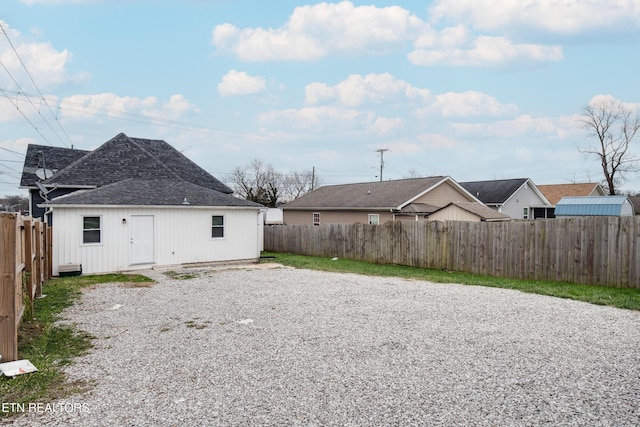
[
  {"xmin": 258, "ymin": 106, "xmax": 375, "ymax": 131},
  {"xmin": 430, "ymin": 0, "xmax": 640, "ymax": 35},
  {"xmin": 416, "ymin": 133, "xmax": 458, "ymax": 149},
  {"xmin": 305, "ymin": 73, "xmax": 431, "ymax": 107},
  {"xmin": 409, "ymin": 34, "xmax": 563, "ymax": 67},
  {"xmin": 217, "ymin": 70, "xmax": 267, "ymax": 97},
  {"xmin": 0, "ymin": 21, "xmax": 85, "ymax": 90},
  {"xmin": 372, "ymin": 117, "xmax": 405, "ymax": 136},
  {"xmin": 417, "ymin": 90, "xmax": 518, "ymax": 118},
  {"xmin": 59, "ymin": 93, "xmax": 198, "ymax": 122},
  {"xmin": 451, "ymin": 114, "xmax": 577, "ymax": 139},
  {"xmin": 212, "ymin": 1, "xmax": 424, "ymax": 61}
]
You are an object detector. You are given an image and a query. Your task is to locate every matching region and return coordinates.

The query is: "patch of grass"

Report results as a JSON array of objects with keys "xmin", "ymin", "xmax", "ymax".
[
  {"xmin": 164, "ymin": 270, "xmax": 198, "ymax": 280},
  {"xmin": 1, "ymin": 273, "xmax": 153, "ymax": 419},
  {"xmin": 261, "ymin": 252, "xmax": 640, "ymax": 311}
]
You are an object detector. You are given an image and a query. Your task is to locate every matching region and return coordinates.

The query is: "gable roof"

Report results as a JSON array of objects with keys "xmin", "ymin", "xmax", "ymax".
[
  {"xmin": 20, "ymin": 144, "xmax": 90, "ymax": 188},
  {"xmin": 459, "ymin": 178, "xmax": 531, "ymax": 205},
  {"xmin": 43, "ymin": 178, "xmax": 262, "ymax": 208},
  {"xmin": 431, "ymin": 202, "xmax": 511, "ymax": 221},
  {"xmin": 629, "ymin": 196, "xmax": 640, "ymax": 215},
  {"xmin": 283, "ymin": 176, "xmax": 475, "ymax": 210},
  {"xmin": 555, "ymin": 196, "xmax": 633, "ymax": 216},
  {"xmin": 39, "ymin": 133, "xmax": 232, "ymax": 194},
  {"xmin": 537, "ymin": 183, "xmax": 605, "ymax": 205}
]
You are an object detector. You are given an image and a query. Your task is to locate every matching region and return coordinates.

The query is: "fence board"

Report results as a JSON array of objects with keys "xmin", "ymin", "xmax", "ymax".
[{"xmin": 264, "ymin": 216, "xmax": 640, "ymax": 288}]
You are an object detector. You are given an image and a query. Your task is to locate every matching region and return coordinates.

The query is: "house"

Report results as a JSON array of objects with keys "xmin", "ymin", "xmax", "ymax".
[
  {"xmin": 459, "ymin": 178, "xmax": 553, "ymax": 220},
  {"xmin": 22, "ymin": 133, "xmax": 264, "ymax": 275},
  {"xmin": 282, "ymin": 176, "xmax": 482, "ymax": 225},
  {"xmin": 555, "ymin": 196, "xmax": 635, "ymax": 217},
  {"xmin": 537, "ymin": 183, "xmax": 607, "ymax": 218},
  {"xmin": 428, "ymin": 202, "xmax": 510, "ymax": 222},
  {"xmin": 20, "ymin": 144, "xmax": 90, "ymax": 220}
]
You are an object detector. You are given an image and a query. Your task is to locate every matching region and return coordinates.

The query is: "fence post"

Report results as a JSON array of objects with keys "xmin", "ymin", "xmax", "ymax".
[{"xmin": 0, "ymin": 213, "xmax": 19, "ymax": 362}]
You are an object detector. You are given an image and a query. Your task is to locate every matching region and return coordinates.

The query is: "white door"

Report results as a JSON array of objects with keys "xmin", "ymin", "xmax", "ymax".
[{"xmin": 130, "ymin": 215, "xmax": 155, "ymax": 265}]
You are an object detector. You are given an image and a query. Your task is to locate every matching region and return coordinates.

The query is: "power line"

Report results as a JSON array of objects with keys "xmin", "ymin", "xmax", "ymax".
[
  {"xmin": 0, "ymin": 87, "xmax": 56, "ymax": 146},
  {"xmin": 0, "ymin": 145, "xmax": 25, "ymax": 158},
  {"xmin": 0, "ymin": 23, "xmax": 72, "ymax": 147}
]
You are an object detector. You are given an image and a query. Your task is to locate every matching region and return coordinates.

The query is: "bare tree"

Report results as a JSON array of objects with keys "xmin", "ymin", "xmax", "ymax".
[
  {"xmin": 228, "ymin": 160, "xmax": 320, "ymax": 206},
  {"xmin": 579, "ymin": 97, "xmax": 640, "ymax": 195},
  {"xmin": 228, "ymin": 159, "xmax": 282, "ymax": 207},
  {"xmin": 281, "ymin": 169, "xmax": 321, "ymax": 202}
]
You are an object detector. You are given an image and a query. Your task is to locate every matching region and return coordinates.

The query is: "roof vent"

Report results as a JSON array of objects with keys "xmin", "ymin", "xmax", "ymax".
[
  {"xmin": 367, "ymin": 190, "xmax": 371, "ymax": 195},
  {"xmin": 182, "ymin": 197, "xmax": 190, "ymax": 205}
]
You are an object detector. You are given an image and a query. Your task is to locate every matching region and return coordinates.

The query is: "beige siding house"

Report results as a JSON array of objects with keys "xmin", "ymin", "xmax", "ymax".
[
  {"xmin": 283, "ymin": 176, "xmax": 482, "ymax": 225},
  {"xmin": 429, "ymin": 202, "xmax": 510, "ymax": 222}
]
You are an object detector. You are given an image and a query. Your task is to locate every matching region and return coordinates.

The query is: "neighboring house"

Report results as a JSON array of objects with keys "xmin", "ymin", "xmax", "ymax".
[
  {"xmin": 555, "ymin": 196, "xmax": 635, "ymax": 217},
  {"xmin": 460, "ymin": 178, "xmax": 552, "ymax": 220},
  {"xmin": 429, "ymin": 202, "xmax": 511, "ymax": 222},
  {"xmin": 22, "ymin": 133, "xmax": 264, "ymax": 275},
  {"xmin": 20, "ymin": 144, "xmax": 90, "ymax": 220},
  {"xmin": 282, "ymin": 176, "xmax": 482, "ymax": 225},
  {"xmin": 537, "ymin": 183, "xmax": 607, "ymax": 217}
]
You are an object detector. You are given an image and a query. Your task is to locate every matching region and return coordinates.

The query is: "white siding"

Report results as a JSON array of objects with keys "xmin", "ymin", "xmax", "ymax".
[
  {"xmin": 502, "ymin": 184, "xmax": 549, "ymax": 219},
  {"xmin": 52, "ymin": 206, "xmax": 262, "ymax": 275}
]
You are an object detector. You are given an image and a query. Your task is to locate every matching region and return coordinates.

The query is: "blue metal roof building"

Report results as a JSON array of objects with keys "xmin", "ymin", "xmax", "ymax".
[{"xmin": 555, "ymin": 196, "xmax": 635, "ymax": 217}]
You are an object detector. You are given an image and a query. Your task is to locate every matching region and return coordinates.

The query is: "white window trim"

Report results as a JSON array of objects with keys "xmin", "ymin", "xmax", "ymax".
[
  {"xmin": 82, "ymin": 215, "xmax": 102, "ymax": 245},
  {"xmin": 211, "ymin": 214, "xmax": 225, "ymax": 239},
  {"xmin": 368, "ymin": 214, "xmax": 380, "ymax": 225},
  {"xmin": 313, "ymin": 212, "xmax": 320, "ymax": 226}
]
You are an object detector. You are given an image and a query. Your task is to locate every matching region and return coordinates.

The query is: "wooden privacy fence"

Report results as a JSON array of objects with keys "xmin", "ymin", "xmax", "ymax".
[
  {"xmin": 264, "ymin": 216, "xmax": 640, "ymax": 288},
  {"xmin": 0, "ymin": 212, "xmax": 51, "ymax": 362}
]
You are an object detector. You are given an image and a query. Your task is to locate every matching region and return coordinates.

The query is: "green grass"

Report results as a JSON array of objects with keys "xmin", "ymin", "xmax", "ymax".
[
  {"xmin": 261, "ymin": 252, "xmax": 640, "ymax": 311},
  {"xmin": 1, "ymin": 273, "xmax": 154, "ymax": 418}
]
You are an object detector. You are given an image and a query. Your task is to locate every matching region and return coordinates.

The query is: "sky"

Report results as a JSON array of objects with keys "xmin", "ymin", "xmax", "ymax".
[{"xmin": 1, "ymin": 0, "xmax": 640, "ymax": 199}]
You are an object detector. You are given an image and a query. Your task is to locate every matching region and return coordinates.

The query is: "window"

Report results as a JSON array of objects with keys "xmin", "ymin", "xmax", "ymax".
[
  {"xmin": 83, "ymin": 216, "xmax": 101, "ymax": 244},
  {"xmin": 313, "ymin": 212, "xmax": 320, "ymax": 226},
  {"xmin": 368, "ymin": 214, "xmax": 380, "ymax": 225},
  {"xmin": 523, "ymin": 207, "xmax": 529, "ymax": 219},
  {"xmin": 212, "ymin": 215, "xmax": 224, "ymax": 238}
]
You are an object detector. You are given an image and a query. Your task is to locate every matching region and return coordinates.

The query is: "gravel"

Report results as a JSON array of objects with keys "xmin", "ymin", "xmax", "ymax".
[{"xmin": 5, "ymin": 264, "xmax": 640, "ymax": 426}]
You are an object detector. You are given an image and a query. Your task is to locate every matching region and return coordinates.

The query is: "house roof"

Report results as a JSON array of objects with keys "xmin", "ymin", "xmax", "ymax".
[
  {"xmin": 20, "ymin": 144, "xmax": 90, "ymax": 188},
  {"xmin": 43, "ymin": 178, "xmax": 263, "ymax": 208},
  {"xmin": 37, "ymin": 133, "xmax": 232, "ymax": 194},
  {"xmin": 432, "ymin": 201, "xmax": 511, "ymax": 221},
  {"xmin": 537, "ymin": 183, "xmax": 604, "ymax": 205},
  {"xmin": 459, "ymin": 178, "xmax": 532, "ymax": 205},
  {"xmin": 283, "ymin": 176, "xmax": 472, "ymax": 210},
  {"xmin": 555, "ymin": 196, "xmax": 631, "ymax": 216}
]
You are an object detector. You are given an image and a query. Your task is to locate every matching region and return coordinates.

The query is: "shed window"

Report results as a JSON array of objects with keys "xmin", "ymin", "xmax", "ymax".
[
  {"xmin": 313, "ymin": 212, "xmax": 320, "ymax": 226},
  {"xmin": 212, "ymin": 215, "xmax": 224, "ymax": 238},
  {"xmin": 523, "ymin": 207, "xmax": 529, "ymax": 219},
  {"xmin": 83, "ymin": 216, "xmax": 101, "ymax": 244},
  {"xmin": 368, "ymin": 214, "xmax": 380, "ymax": 225}
]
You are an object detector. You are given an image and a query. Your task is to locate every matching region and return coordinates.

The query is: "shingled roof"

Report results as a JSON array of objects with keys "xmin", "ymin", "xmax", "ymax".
[
  {"xmin": 39, "ymin": 133, "xmax": 232, "ymax": 194},
  {"xmin": 537, "ymin": 183, "xmax": 604, "ymax": 205},
  {"xmin": 432, "ymin": 201, "xmax": 511, "ymax": 221},
  {"xmin": 459, "ymin": 178, "xmax": 530, "ymax": 205},
  {"xmin": 20, "ymin": 144, "xmax": 90, "ymax": 188},
  {"xmin": 284, "ymin": 176, "xmax": 471, "ymax": 210},
  {"xmin": 44, "ymin": 178, "xmax": 262, "ymax": 208}
]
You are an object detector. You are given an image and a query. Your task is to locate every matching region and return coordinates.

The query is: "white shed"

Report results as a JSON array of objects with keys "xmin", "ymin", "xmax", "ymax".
[{"xmin": 43, "ymin": 179, "xmax": 264, "ymax": 275}]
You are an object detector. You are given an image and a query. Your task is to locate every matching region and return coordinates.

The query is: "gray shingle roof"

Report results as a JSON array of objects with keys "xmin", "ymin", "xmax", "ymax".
[
  {"xmin": 41, "ymin": 133, "xmax": 232, "ymax": 194},
  {"xmin": 20, "ymin": 144, "xmax": 90, "ymax": 187},
  {"xmin": 283, "ymin": 177, "xmax": 449, "ymax": 209},
  {"xmin": 45, "ymin": 178, "xmax": 263, "ymax": 208},
  {"xmin": 459, "ymin": 178, "xmax": 529, "ymax": 205}
]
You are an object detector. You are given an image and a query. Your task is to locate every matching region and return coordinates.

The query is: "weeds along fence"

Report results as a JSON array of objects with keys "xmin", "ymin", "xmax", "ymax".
[
  {"xmin": 0, "ymin": 212, "xmax": 51, "ymax": 362},
  {"xmin": 264, "ymin": 216, "xmax": 640, "ymax": 289}
]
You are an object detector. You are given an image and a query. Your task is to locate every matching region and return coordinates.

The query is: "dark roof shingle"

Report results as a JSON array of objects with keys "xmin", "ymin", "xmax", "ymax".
[
  {"xmin": 45, "ymin": 178, "xmax": 262, "ymax": 208},
  {"xmin": 20, "ymin": 144, "xmax": 90, "ymax": 187},
  {"xmin": 459, "ymin": 178, "xmax": 529, "ymax": 205},
  {"xmin": 41, "ymin": 133, "xmax": 232, "ymax": 194}
]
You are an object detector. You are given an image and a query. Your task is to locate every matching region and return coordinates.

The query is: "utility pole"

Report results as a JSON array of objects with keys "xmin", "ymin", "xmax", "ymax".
[{"xmin": 375, "ymin": 148, "xmax": 390, "ymax": 182}]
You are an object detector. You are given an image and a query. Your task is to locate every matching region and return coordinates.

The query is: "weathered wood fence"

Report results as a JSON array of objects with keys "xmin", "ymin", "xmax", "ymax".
[
  {"xmin": 0, "ymin": 212, "xmax": 51, "ymax": 362},
  {"xmin": 264, "ymin": 217, "xmax": 640, "ymax": 288}
]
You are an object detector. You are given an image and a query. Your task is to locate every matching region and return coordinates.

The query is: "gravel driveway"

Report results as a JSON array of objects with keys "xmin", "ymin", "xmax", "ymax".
[{"xmin": 6, "ymin": 264, "xmax": 640, "ymax": 426}]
